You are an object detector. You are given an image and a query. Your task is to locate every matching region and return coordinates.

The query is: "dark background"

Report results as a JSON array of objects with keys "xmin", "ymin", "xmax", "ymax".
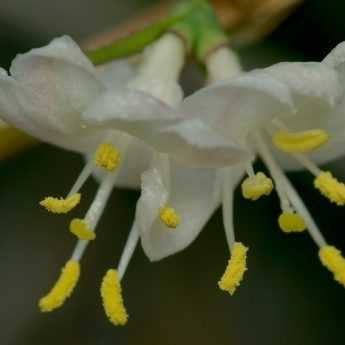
[{"xmin": 0, "ymin": 1, "xmax": 345, "ymax": 344}]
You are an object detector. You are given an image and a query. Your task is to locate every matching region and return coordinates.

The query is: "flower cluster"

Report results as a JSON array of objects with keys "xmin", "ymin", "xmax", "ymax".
[{"xmin": 1, "ymin": 21, "xmax": 345, "ymax": 326}]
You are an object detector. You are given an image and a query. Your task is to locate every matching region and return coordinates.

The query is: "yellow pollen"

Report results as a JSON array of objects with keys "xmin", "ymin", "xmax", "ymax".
[
  {"xmin": 39, "ymin": 260, "xmax": 80, "ymax": 312},
  {"xmin": 272, "ymin": 129, "xmax": 329, "ymax": 153},
  {"xmin": 314, "ymin": 171, "xmax": 345, "ymax": 206},
  {"xmin": 278, "ymin": 212, "xmax": 306, "ymax": 233},
  {"xmin": 70, "ymin": 218, "xmax": 95, "ymax": 240},
  {"xmin": 159, "ymin": 206, "xmax": 181, "ymax": 229},
  {"xmin": 101, "ymin": 269, "xmax": 128, "ymax": 326},
  {"xmin": 40, "ymin": 193, "xmax": 81, "ymax": 214},
  {"xmin": 95, "ymin": 143, "xmax": 121, "ymax": 171},
  {"xmin": 218, "ymin": 242, "xmax": 248, "ymax": 295},
  {"xmin": 319, "ymin": 246, "xmax": 345, "ymax": 287},
  {"xmin": 241, "ymin": 172, "xmax": 273, "ymax": 201}
]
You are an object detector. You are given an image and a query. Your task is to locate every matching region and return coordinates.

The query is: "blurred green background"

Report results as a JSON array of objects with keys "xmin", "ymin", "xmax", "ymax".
[{"xmin": 0, "ymin": 1, "xmax": 345, "ymax": 344}]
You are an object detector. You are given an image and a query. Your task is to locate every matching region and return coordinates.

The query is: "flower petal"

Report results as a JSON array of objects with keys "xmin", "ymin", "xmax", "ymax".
[
  {"xmin": 0, "ymin": 36, "xmax": 105, "ymax": 152},
  {"xmin": 136, "ymin": 157, "xmax": 245, "ymax": 261},
  {"xmin": 136, "ymin": 160, "xmax": 221, "ymax": 261},
  {"xmin": 256, "ymin": 61, "xmax": 343, "ymax": 170},
  {"xmin": 259, "ymin": 61, "xmax": 341, "ymax": 106},
  {"xmin": 11, "ymin": 36, "xmax": 95, "ymax": 77},
  {"xmin": 150, "ymin": 118, "xmax": 251, "ymax": 167},
  {"xmin": 83, "ymin": 88, "xmax": 249, "ymax": 168},
  {"xmin": 97, "ymin": 60, "xmax": 136, "ymax": 89},
  {"xmin": 323, "ymin": 41, "xmax": 345, "ymax": 84},
  {"xmin": 179, "ymin": 72, "xmax": 294, "ymax": 146},
  {"xmin": 82, "ymin": 87, "xmax": 180, "ymax": 130}
]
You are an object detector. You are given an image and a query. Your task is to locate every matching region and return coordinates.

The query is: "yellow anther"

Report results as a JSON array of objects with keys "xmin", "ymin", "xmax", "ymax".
[
  {"xmin": 272, "ymin": 129, "xmax": 329, "ymax": 153},
  {"xmin": 159, "ymin": 206, "xmax": 181, "ymax": 229},
  {"xmin": 278, "ymin": 212, "xmax": 306, "ymax": 233},
  {"xmin": 39, "ymin": 260, "xmax": 80, "ymax": 312},
  {"xmin": 95, "ymin": 143, "xmax": 121, "ymax": 171},
  {"xmin": 101, "ymin": 269, "xmax": 128, "ymax": 326},
  {"xmin": 319, "ymin": 246, "xmax": 345, "ymax": 287},
  {"xmin": 314, "ymin": 171, "xmax": 345, "ymax": 206},
  {"xmin": 241, "ymin": 172, "xmax": 273, "ymax": 201},
  {"xmin": 70, "ymin": 218, "xmax": 95, "ymax": 240},
  {"xmin": 218, "ymin": 242, "xmax": 248, "ymax": 295},
  {"xmin": 40, "ymin": 193, "xmax": 81, "ymax": 214}
]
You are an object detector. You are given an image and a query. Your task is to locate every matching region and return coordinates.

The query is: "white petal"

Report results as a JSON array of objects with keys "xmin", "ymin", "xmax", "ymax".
[
  {"xmin": 83, "ymin": 89, "xmax": 249, "ymax": 167},
  {"xmin": 97, "ymin": 60, "xmax": 136, "ymax": 89},
  {"xmin": 0, "ymin": 36, "xmax": 105, "ymax": 152},
  {"xmin": 259, "ymin": 61, "xmax": 341, "ymax": 106},
  {"xmin": 136, "ymin": 161, "xmax": 222, "ymax": 261},
  {"xmin": 180, "ymin": 73, "xmax": 294, "ymax": 146},
  {"xmin": 128, "ymin": 78, "xmax": 183, "ymax": 107},
  {"xmin": 83, "ymin": 87, "xmax": 181, "ymax": 130},
  {"xmin": 11, "ymin": 36, "xmax": 95, "ymax": 77},
  {"xmin": 152, "ymin": 118, "xmax": 251, "ymax": 167},
  {"xmin": 257, "ymin": 61, "xmax": 344, "ymax": 170},
  {"xmin": 323, "ymin": 41, "xmax": 345, "ymax": 84}
]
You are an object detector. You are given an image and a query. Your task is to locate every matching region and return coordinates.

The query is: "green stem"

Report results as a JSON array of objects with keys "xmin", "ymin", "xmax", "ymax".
[
  {"xmin": 85, "ymin": 0, "xmax": 202, "ymax": 65},
  {"xmin": 85, "ymin": 0, "xmax": 229, "ymax": 66},
  {"xmin": 194, "ymin": 1, "xmax": 228, "ymax": 62}
]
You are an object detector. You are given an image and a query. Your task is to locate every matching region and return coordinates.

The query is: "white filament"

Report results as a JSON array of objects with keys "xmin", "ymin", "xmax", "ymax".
[
  {"xmin": 118, "ymin": 224, "xmax": 140, "ymax": 280},
  {"xmin": 254, "ymin": 132, "xmax": 292, "ymax": 212},
  {"xmin": 222, "ymin": 168, "xmax": 236, "ymax": 250}
]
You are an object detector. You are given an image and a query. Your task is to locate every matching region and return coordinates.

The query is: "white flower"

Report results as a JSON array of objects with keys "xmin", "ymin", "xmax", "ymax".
[
  {"xmin": 135, "ymin": 44, "xmax": 345, "ymax": 295},
  {"xmin": 0, "ymin": 34, "xmax": 251, "ymax": 325}
]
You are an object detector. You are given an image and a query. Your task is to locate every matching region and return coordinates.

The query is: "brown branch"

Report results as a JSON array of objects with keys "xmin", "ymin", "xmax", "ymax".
[{"xmin": 83, "ymin": 0, "xmax": 304, "ymax": 50}]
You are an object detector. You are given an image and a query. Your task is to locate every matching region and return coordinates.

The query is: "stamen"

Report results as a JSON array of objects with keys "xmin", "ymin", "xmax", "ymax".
[
  {"xmin": 101, "ymin": 269, "xmax": 128, "ymax": 326},
  {"xmin": 271, "ymin": 132, "xmax": 345, "ymax": 206},
  {"xmin": 70, "ymin": 218, "xmax": 95, "ymax": 240},
  {"xmin": 39, "ymin": 260, "xmax": 80, "ymax": 312},
  {"xmin": 40, "ymin": 193, "xmax": 81, "ymax": 214},
  {"xmin": 95, "ymin": 143, "xmax": 121, "ymax": 171},
  {"xmin": 159, "ymin": 206, "xmax": 181, "ymax": 229},
  {"xmin": 39, "ymin": 154, "xmax": 95, "ymax": 214},
  {"xmin": 278, "ymin": 212, "xmax": 306, "ymax": 233},
  {"xmin": 99, "ymin": 225, "xmax": 138, "ymax": 326},
  {"xmin": 272, "ymin": 129, "xmax": 329, "ymax": 153},
  {"xmin": 319, "ymin": 245, "xmax": 345, "ymax": 287},
  {"xmin": 241, "ymin": 172, "xmax": 273, "ymax": 201},
  {"xmin": 218, "ymin": 242, "xmax": 248, "ymax": 295},
  {"xmin": 71, "ymin": 171, "xmax": 120, "ymax": 262},
  {"xmin": 254, "ymin": 131, "xmax": 327, "ymax": 248},
  {"xmin": 314, "ymin": 171, "xmax": 345, "ymax": 206}
]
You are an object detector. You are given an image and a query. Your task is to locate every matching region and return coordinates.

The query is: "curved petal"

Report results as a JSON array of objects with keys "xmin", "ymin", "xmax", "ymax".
[
  {"xmin": 323, "ymin": 41, "xmax": 345, "ymax": 85},
  {"xmin": 11, "ymin": 36, "xmax": 95, "ymax": 77},
  {"xmin": 0, "ymin": 36, "xmax": 105, "ymax": 152},
  {"xmin": 97, "ymin": 60, "xmax": 136, "ymax": 89},
  {"xmin": 179, "ymin": 72, "xmax": 294, "ymax": 146},
  {"xmin": 127, "ymin": 78, "xmax": 183, "ymax": 107},
  {"xmin": 135, "ymin": 158, "xmax": 222, "ymax": 261},
  {"xmin": 82, "ymin": 87, "xmax": 181, "ymax": 130},
  {"xmin": 274, "ymin": 98, "xmax": 345, "ymax": 170},
  {"xmin": 83, "ymin": 89, "xmax": 249, "ymax": 168},
  {"xmin": 259, "ymin": 62, "xmax": 341, "ymax": 106},
  {"xmin": 151, "ymin": 118, "xmax": 251, "ymax": 167},
  {"xmin": 257, "ymin": 61, "xmax": 343, "ymax": 171}
]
